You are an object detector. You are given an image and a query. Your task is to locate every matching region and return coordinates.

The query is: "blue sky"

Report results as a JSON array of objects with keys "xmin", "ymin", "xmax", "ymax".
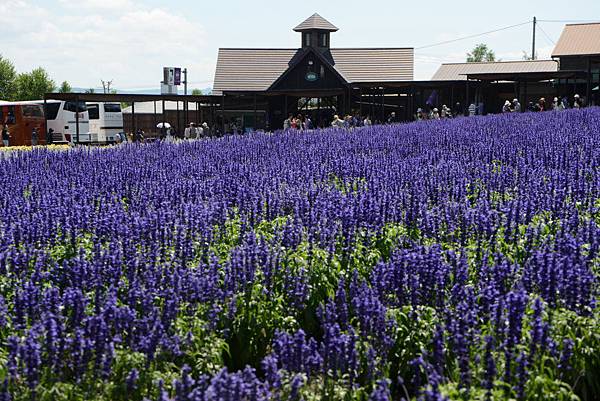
[{"xmin": 2, "ymin": 0, "xmax": 600, "ymax": 90}]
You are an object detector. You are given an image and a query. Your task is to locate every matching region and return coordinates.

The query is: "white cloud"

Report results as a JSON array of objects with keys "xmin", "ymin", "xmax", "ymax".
[{"xmin": 1, "ymin": 0, "xmax": 212, "ymax": 89}]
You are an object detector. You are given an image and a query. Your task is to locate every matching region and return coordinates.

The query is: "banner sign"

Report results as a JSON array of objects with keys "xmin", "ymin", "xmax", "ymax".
[{"xmin": 174, "ymin": 68, "xmax": 182, "ymax": 86}]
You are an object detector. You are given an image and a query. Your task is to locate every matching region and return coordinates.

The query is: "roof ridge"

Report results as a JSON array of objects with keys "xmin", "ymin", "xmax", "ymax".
[
  {"xmin": 565, "ymin": 22, "xmax": 600, "ymax": 26},
  {"xmin": 439, "ymin": 59, "xmax": 556, "ymax": 66}
]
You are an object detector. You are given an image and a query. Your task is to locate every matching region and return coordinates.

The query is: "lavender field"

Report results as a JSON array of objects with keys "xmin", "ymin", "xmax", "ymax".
[{"xmin": 0, "ymin": 109, "xmax": 599, "ymax": 401}]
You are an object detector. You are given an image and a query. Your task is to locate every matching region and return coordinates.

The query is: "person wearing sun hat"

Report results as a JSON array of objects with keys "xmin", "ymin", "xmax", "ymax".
[{"xmin": 512, "ymin": 98, "xmax": 521, "ymax": 113}]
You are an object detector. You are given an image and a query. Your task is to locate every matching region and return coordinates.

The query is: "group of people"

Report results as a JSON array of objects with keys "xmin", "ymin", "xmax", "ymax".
[
  {"xmin": 155, "ymin": 122, "xmax": 210, "ymax": 142},
  {"xmin": 330, "ymin": 114, "xmax": 377, "ymax": 129},
  {"xmin": 283, "ymin": 114, "xmax": 315, "ymax": 131},
  {"xmin": 284, "ymin": 112, "xmax": 392, "ymax": 131},
  {"xmin": 503, "ymin": 94, "xmax": 585, "ymax": 113},
  {"xmin": 415, "ymin": 104, "xmax": 463, "ymax": 121},
  {"xmin": 1, "ymin": 124, "xmax": 40, "ymax": 147}
]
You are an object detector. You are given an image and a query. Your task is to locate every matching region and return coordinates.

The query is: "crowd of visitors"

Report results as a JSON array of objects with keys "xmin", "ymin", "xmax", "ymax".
[{"xmin": 502, "ymin": 94, "xmax": 584, "ymax": 113}]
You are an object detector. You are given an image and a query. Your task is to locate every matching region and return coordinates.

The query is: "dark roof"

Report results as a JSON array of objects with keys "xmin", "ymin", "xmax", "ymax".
[
  {"xmin": 552, "ymin": 23, "xmax": 600, "ymax": 57},
  {"xmin": 294, "ymin": 13, "xmax": 338, "ymax": 32},
  {"xmin": 431, "ymin": 60, "xmax": 558, "ymax": 81},
  {"xmin": 465, "ymin": 70, "xmax": 586, "ymax": 82},
  {"xmin": 213, "ymin": 48, "xmax": 414, "ymax": 94}
]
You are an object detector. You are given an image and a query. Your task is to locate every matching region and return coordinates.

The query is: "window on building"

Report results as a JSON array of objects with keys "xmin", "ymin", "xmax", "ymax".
[
  {"xmin": 304, "ymin": 33, "xmax": 312, "ymax": 47},
  {"xmin": 320, "ymin": 33, "xmax": 328, "ymax": 47}
]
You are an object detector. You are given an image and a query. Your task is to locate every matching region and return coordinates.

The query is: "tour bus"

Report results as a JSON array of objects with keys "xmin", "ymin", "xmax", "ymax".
[
  {"xmin": 0, "ymin": 101, "xmax": 46, "ymax": 146},
  {"xmin": 87, "ymin": 102, "xmax": 124, "ymax": 143},
  {"xmin": 42, "ymin": 100, "xmax": 91, "ymax": 144}
]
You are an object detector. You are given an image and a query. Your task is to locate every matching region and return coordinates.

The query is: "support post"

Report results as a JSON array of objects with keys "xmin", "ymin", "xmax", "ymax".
[
  {"xmin": 132, "ymin": 102, "xmax": 136, "ymax": 141},
  {"xmin": 162, "ymin": 99, "xmax": 166, "ymax": 138},
  {"xmin": 465, "ymin": 80, "xmax": 470, "ymax": 116},
  {"xmin": 153, "ymin": 101, "xmax": 157, "ymax": 135},
  {"xmin": 359, "ymin": 87, "xmax": 363, "ymax": 118},
  {"xmin": 381, "ymin": 87, "xmax": 385, "ymax": 122},
  {"xmin": 587, "ymin": 57, "xmax": 592, "ymax": 106},
  {"xmin": 253, "ymin": 94, "xmax": 257, "ymax": 131},
  {"xmin": 43, "ymin": 98, "xmax": 48, "ymax": 144},
  {"xmin": 222, "ymin": 94, "xmax": 225, "ymax": 134},
  {"xmin": 532, "ymin": 16, "xmax": 537, "ymax": 61},
  {"xmin": 75, "ymin": 94, "xmax": 80, "ymax": 144}
]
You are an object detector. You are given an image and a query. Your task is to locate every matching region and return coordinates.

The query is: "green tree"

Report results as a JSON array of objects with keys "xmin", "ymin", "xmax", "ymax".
[
  {"xmin": 58, "ymin": 80, "xmax": 72, "ymax": 93},
  {"xmin": 467, "ymin": 44, "xmax": 496, "ymax": 62},
  {"xmin": 0, "ymin": 54, "xmax": 17, "ymax": 100},
  {"xmin": 85, "ymin": 88, "xmax": 95, "ymax": 94},
  {"xmin": 192, "ymin": 88, "xmax": 203, "ymax": 96},
  {"xmin": 14, "ymin": 67, "xmax": 56, "ymax": 100}
]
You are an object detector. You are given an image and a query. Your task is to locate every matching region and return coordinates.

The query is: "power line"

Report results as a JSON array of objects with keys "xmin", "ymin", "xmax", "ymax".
[
  {"xmin": 537, "ymin": 23, "xmax": 556, "ymax": 45},
  {"xmin": 416, "ymin": 21, "xmax": 532, "ymax": 50},
  {"xmin": 537, "ymin": 19, "xmax": 600, "ymax": 23}
]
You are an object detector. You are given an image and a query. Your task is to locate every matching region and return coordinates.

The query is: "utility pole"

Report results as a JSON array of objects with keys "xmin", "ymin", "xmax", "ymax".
[
  {"xmin": 183, "ymin": 68, "xmax": 188, "ymax": 95},
  {"xmin": 532, "ymin": 16, "xmax": 537, "ymax": 61},
  {"xmin": 101, "ymin": 80, "xmax": 113, "ymax": 94}
]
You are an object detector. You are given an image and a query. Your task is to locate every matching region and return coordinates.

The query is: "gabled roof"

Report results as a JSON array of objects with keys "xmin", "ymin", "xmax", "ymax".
[
  {"xmin": 213, "ymin": 48, "xmax": 414, "ymax": 94},
  {"xmin": 552, "ymin": 23, "xmax": 600, "ymax": 57},
  {"xmin": 294, "ymin": 13, "xmax": 338, "ymax": 32},
  {"xmin": 431, "ymin": 60, "xmax": 558, "ymax": 81},
  {"xmin": 268, "ymin": 47, "xmax": 349, "ymax": 90}
]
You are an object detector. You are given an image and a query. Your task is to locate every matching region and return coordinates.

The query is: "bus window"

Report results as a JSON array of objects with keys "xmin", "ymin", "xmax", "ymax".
[
  {"xmin": 45, "ymin": 103, "xmax": 60, "ymax": 120},
  {"xmin": 88, "ymin": 104, "xmax": 100, "ymax": 120},
  {"xmin": 22, "ymin": 105, "xmax": 44, "ymax": 118},
  {"xmin": 104, "ymin": 103, "xmax": 121, "ymax": 113},
  {"xmin": 7, "ymin": 106, "xmax": 16, "ymax": 124},
  {"xmin": 64, "ymin": 101, "xmax": 86, "ymax": 113}
]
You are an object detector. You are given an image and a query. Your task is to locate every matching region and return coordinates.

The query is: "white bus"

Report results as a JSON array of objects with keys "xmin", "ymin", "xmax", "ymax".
[
  {"xmin": 42, "ymin": 100, "xmax": 91, "ymax": 143},
  {"xmin": 87, "ymin": 102, "xmax": 123, "ymax": 143}
]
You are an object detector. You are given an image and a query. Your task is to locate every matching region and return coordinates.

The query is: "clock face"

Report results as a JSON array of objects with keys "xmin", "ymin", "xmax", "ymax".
[{"xmin": 305, "ymin": 72, "xmax": 318, "ymax": 82}]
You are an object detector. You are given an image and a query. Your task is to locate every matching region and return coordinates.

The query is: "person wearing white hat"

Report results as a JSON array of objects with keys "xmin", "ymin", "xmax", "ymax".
[
  {"xmin": 502, "ymin": 100, "xmax": 512, "ymax": 113},
  {"xmin": 574, "ymin": 94, "xmax": 582, "ymax": 109},
  {"xmin": 552, "ymin": 97, "xmax": 559, "ymax": 111},
  {"xmin": 512, "ymin": 98, "xmax": 521, "ymax": 112}
]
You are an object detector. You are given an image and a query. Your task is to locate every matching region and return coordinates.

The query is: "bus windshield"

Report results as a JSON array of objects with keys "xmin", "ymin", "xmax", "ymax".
[{"xmin": 64, "ymin": 101, "xmax": 87, "ymax": 113}]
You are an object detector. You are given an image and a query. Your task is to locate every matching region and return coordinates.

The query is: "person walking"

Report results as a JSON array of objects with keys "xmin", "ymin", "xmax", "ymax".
[
  {"xmin": 386, "ymin": 112, "xmax": 396, "ymax": 124},
  {"xmin": 134, "ymin": 128, "xmax": 145, "ymax": 142},
  {"xmin": 31, "ymin": 127, "xmax": 39, "ymax": 146},
  {"xmin": 184, "ymin": 123, "xmax": 192, "ymax": 139},
  {"xmin": 283, "ymin": 114, "xmax": 292, "ymax": 130},
  {"xmin": 47, "ymin": 128, "xmax": 54, "ymax": 145},
  {"xmin": 512, "ymin": 98, "xmax": 521, "ymax": 113},
  {"xmin": 468, "ymin": 103, "xmax": 477, "ymax": 116},
  {"xmin": 2, "ymin": 124, "xmax": 10, "ymax": 147},
  {"xmin": 331, "ymin": 115, "xmax": 344, "ymax": 128}
]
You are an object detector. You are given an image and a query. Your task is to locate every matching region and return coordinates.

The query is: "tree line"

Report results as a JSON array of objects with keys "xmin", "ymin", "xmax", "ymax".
[{"xmin": 0, "ymin": 54, "xmax": 74, "ymax": 101}]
